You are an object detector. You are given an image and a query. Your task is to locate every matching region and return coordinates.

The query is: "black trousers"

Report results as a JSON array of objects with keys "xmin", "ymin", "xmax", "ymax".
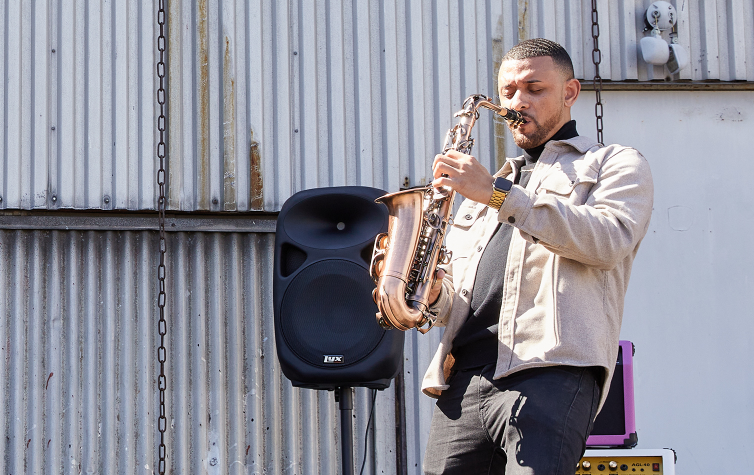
[{"xmin": 423, "ymin": 364, "xmax": 601, "ymax": 475}]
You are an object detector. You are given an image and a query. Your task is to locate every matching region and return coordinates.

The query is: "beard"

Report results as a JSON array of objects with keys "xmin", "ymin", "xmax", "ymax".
[{"xmin": 509, "ymin": 109, "xmax": 563, "ymax": 150}]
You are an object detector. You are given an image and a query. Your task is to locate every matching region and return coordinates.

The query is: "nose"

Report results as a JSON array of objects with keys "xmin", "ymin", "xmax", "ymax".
[{"xmin": 508, "ymin": 90, "xmax": 528, "ymax": 112}]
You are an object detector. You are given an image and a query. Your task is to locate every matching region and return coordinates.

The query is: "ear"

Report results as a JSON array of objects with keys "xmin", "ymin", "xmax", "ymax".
[{"xmin": 563, "ymin": 78, "xmax": 581, "ymax": 107}]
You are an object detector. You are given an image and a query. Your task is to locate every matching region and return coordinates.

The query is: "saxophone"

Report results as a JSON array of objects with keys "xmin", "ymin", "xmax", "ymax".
[{"xmin": 369, "ymin": 94, "xmax": 523, "ymax": 333}]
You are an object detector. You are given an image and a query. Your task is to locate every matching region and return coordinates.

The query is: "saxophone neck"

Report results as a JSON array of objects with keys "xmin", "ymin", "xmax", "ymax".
[
  {"xmin": 465, "ymin": 95, "xmax": 523, "ymax": 126},
  {"xmin": 443, "ymin": 94, "xmax": 521, "ymax": 155}
]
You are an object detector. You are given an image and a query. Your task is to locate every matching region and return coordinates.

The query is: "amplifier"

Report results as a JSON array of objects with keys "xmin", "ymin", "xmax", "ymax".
[
  {"xmin": 587, "ymin": 340, "xmax": 637, "ymax": 448},
  {"xmin": 577, "ymin": 449, "xmax": 676, "ymax": 475}
]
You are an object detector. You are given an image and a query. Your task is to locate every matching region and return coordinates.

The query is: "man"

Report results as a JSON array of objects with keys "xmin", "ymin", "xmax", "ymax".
[{"xmin": 421, "ymin": 38, "xmax": 654, "ymax": 474}]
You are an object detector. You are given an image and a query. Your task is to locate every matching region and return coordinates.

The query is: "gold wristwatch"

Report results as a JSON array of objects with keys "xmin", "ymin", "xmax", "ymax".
[{"xmin": 487, "ymin": 176, "xmax": 512, "ymax": 210}]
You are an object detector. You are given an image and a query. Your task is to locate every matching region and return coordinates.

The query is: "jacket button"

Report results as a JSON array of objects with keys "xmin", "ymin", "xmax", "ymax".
[
  {"xmin": 461, "ymin": 289, "xmax": 468, "ymax": 296},
  {"xmin": 477, "ymin": 246, "xmax": 483, "ymax": 252},
  {"xmin": 465, "ymin": 214, "xmax": 472, "ymax": 220},
  {"xmin": 507, "ymin": 216, "xmax": 515, "ymax": 223}
]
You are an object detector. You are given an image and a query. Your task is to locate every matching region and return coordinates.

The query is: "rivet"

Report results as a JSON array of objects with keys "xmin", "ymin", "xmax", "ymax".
[
  {"xmin": 51, "ymin": 126, "xmax": 56, "ymax": 131},
  {"xmin": 212, "ymin": 198, "xmax": 219, "ymax": 205},
  {"xmin": 294, "ymin": 129, "xmax": 299, "ymax": 133},
  {"xmin": 103, "ymin": 196, "xmax": 110, "ymax": 204},
  {"xmin": 0, "ymin": 196, "xmax": 3, "ymax": 202},
  {"xmin": 51, "ymin": 49, "xmax": 56, "ymax": 53},
  {"xmin": 51, "ymin": 195, "xmax": 57, "ymax": 202},
  {"xmin": 293, "ymin": 51, "xmax": 298, "ymax": 55}
]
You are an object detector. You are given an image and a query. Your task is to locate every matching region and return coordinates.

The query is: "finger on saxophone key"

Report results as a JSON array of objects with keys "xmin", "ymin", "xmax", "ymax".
[{"xmin": 432, "ymin": 154, "xmax": 447, "ymax": 178}]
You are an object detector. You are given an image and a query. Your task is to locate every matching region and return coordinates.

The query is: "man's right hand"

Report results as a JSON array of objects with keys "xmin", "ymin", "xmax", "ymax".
[{"xmin": 432, "ymin": 150, "xmax": 494, "ymax": 205}]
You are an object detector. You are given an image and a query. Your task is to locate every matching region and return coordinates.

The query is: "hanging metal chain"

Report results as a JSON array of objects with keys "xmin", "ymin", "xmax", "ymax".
[
  {"xmin": 156, "ymin": 0, "xmax": 168, "ymax": 473},
  {"xmin": 591, "ymin": 0, "xmax": 604, "ymax": 146}
]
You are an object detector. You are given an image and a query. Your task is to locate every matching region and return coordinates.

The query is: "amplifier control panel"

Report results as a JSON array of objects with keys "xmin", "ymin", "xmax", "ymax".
[{"xmin": 576, "ymin": 449, "xmax": 675, "ymax": 475}]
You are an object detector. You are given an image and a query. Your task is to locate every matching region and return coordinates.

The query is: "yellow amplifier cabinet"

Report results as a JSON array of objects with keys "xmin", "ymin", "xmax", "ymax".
[{"xmin": 577, "ymin": 449, "xmax": 676, "ymax": 475}]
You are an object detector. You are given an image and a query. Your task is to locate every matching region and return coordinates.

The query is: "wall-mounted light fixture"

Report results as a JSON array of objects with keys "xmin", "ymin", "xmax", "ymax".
[{"xmin": 639, "ymin": 1, "xmax": 689, "ymax": 74}]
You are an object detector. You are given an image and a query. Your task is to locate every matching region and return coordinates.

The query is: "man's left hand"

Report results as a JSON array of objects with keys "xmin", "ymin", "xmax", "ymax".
[{"xmin": 432, "ymin": 150, "xmax": 494, "ymax": 205}]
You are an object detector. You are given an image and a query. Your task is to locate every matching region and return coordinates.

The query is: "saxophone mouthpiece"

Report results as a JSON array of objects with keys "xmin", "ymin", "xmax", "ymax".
[{"xmin": 501, "ymin": 108, "xmax": 524, "ymax": 127}]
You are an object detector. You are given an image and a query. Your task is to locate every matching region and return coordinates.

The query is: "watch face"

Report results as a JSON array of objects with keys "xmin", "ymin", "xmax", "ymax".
[{"xmin": 493, "ymin": 177, "xmax": 513, "ymax": 192}]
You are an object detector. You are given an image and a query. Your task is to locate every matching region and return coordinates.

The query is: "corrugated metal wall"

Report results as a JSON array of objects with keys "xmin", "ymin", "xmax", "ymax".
[
  {"xmin": 510, "ymin": 0, "xmax": 754, "ymax": 82},
  {"xmin": 0, "ymin": 0, "xmax": 158, "ymax": 211},
  {"xmin": 166, "ymin": 0, "xmax": 502, "ymax": 212},
  {"xmin": 2, "ymin": 1, "xmax": 754, "ymax": 474},
  {"xmin": 2, "ymin": 0, "xmax": 752, "ymax": 212},
  {"xmin": 0, "ymin": 223, "xmax": 411, "ymax": 474}
]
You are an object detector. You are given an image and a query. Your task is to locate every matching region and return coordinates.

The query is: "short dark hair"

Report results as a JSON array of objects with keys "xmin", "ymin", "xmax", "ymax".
[{"xmin": 501, "ymin": 38, "xmax": 574, "ymax": 79}]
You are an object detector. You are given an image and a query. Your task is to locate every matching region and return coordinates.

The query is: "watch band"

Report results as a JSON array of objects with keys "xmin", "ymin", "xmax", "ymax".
[
  {"xmin": 487, "ymin": 189, "xmax": 507, "ymax": 209},
  {"xmin": 488, "ymin": 176, "xmax": 512, "ymax": 210}
]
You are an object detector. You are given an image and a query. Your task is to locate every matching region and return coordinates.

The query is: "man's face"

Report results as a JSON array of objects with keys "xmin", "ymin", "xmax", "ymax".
[{"xmin": 498, "ymin": 56, "xmax": 577, "ymax": 149}]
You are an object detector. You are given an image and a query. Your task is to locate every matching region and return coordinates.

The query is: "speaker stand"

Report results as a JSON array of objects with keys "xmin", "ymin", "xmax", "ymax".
[{"xmin": 336, "ymin": 387, "xmax": 354, "ymax": 475}]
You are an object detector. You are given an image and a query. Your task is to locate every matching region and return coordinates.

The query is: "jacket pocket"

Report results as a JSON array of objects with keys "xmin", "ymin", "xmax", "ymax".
[
  {"xmin": 452, "ymin": 200, "xmax": 485, "ymax": 230},
  {"xmin": 446, "ymin": 201, "xmax": 486, "ymax": 262},
  {"xmin": 538, "ymin": 167, "xmax": 598, "ymax": 201}
]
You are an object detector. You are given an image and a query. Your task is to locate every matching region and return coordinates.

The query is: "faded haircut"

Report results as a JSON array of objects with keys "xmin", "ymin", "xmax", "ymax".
[{"xmin": 501, "ymin": 38, "xmax": 575, "ymax": 80}]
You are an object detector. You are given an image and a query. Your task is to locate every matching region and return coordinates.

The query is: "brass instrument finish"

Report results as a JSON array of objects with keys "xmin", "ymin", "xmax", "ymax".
[{"xmin": 370, "ymin": 95, "xmax": 523, "ymax": 333}]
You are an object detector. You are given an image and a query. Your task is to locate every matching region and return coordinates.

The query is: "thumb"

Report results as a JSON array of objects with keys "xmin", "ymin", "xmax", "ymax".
[{"xmin": 429, "ymin": 268, "xmax": 446, "ymax": 304}]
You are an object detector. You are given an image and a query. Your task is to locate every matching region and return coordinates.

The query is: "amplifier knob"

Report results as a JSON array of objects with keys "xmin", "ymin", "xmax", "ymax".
[
  {"xmin": 609, "ymin": 461, "xmax": 618, "ymax": 471},
  {"xmin": 582, "ymin": 460, "xmax": 591, "ymax": 470}
]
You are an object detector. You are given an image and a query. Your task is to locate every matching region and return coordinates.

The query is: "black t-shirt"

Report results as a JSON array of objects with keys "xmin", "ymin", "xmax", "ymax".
[{"xmin": 450, "ymin": 121, "xmax": 578, "ymax": 370}]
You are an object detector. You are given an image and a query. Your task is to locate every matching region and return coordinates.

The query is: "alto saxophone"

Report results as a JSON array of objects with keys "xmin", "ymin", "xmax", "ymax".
[{"xmin": 369, "ymin": 94, "xmax": 523, "ymax": 333}]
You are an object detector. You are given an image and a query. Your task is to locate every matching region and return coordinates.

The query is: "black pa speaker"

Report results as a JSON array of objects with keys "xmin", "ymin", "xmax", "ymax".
[{"xmin": 273, "ymin": 186, "xmax": 405, "ymax": 390}]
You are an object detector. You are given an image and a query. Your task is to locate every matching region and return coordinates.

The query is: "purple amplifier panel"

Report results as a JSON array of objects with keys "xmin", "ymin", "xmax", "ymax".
[{"xmin": 586, "ymin": 340, "xmax": 637, "ymax": 448}]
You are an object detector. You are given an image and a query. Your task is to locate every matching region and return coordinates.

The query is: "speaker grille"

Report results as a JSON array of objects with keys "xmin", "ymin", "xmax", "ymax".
[
  {"xmin": 591, "ymin": 347, "xmax": 626, "ymax": 436},
  {"xmin": 280, "ymin": 259, "xmax": 385, "ymax": 368}
]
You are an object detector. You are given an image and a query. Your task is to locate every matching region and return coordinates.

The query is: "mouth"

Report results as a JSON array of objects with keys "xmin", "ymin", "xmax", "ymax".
[{"xmin": 511, "ymin": 116, "xmax": 531, "ymax": 129}]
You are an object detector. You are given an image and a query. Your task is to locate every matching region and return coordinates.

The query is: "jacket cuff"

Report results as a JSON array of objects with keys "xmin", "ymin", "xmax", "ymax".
[{"xmin": 497, "ymin": 185, "xmax": 535, "ymax": 227}]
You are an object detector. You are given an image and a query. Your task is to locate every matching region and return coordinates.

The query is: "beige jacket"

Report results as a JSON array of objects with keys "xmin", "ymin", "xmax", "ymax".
[{"xmin": 421, "ymin": 136, "xmax": 654, "ymax": 410}]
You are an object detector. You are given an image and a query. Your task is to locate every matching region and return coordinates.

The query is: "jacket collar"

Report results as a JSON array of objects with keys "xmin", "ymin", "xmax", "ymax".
[
  {"xmin": 497, "ymin": 135, "xmax": 601, "ymax": 178},
  {"xmin": 545, "ymin": 135, "xmax": 600, "ymax": 155}
]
